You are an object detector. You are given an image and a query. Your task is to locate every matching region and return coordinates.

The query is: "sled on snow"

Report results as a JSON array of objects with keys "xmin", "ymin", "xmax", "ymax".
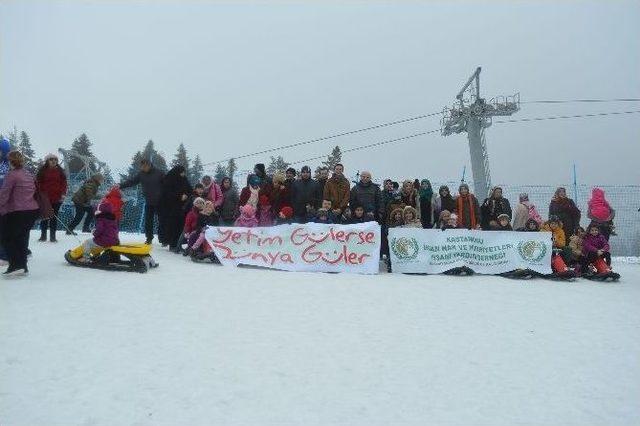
[
  {"xmin": 64, "ymin": 243, "xmax": 159, "ymax": 273},
  {"xmin": 582, "ymin": 257, "xmax": 621, "ymax": 282}
]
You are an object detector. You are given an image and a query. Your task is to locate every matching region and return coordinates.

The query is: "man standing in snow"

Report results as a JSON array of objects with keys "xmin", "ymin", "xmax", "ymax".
[{"xmin": 119, "ymin": 159, "xmax": 165, "ymax": 245}]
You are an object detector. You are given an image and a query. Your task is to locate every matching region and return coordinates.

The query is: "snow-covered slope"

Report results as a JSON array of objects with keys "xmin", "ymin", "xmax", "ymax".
[{"xmin": 1, "ymin": 232, "xmax": 639, "ymax": 426}]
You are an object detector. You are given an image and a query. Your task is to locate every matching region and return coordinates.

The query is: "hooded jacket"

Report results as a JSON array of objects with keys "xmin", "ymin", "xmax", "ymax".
[
  {"xmin": 93, "ymin": 202, "xmax": 119, "ymax": 247},
  {"xmin": 588, "ymin": 188, "xmax": 612, "ymax": 222}
]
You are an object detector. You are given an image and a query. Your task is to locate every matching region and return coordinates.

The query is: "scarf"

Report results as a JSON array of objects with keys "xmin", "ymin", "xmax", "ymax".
[
  {"xmin": 419, "ymin": 180, "xmax": 433, "ymax": 202},
  {"xmin": 456, "ymin": 194, "xmax": 477, "ymax": 229}
]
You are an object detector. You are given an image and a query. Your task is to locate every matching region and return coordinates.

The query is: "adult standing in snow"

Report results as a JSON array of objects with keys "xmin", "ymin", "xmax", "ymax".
[
  {"xmin": 418, "ymin": 179, "xmax": 434, "ymax": 229},
  {"xmin": 548, "ymin": 187, "xmax": 581, "ymax": 237},
  {"xmin": 323, "ymin": 163, "xmax": 350, "ymax": 221},
  {"xmin": 480, "ymin": 186, "xmax": 512, "ymax": 230},
  {"xmin": 0, "ymin": 137, "xmax": 13, "ymax": 264},
  {"xmin": 291, "ymin": 165, "xmax": 320, "ymax": 223},
  {"xmin": 315, "ymin": 166, "xmax": 329, "ymax": 196},
  {"xmin": 119, "ymin": 159, "xmax": 165, "ymax": 244},
  {"xmin": 160, "ymin": 165, "xmax": 192, "ymax": 252},
  {"xmin": 68, "ymin": 174, "xmax": 104, "ymax": 234},
  {"xmin": 220, "ymin": 177, "xmax": 239, "ymax": 226},
  {"xmin": 349, "ymin": 170, "xmax": 382, "ymax": 222},
  {"xmin": 36, "ymin": 153, "xmax": 67, "ymax": 242},
  {"xmin": 0, "ymin": 151, "xmax": 39, "ymax": 275},
  {"xmin": 454, "ymin": 183, "xmax": 481, "ymax": 230}
]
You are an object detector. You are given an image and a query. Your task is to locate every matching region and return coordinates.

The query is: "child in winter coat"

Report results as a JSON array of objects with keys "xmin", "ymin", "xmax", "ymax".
[
  {"xmin": 587, "ymin": 187, "xmax": 616, "ymax": 238},
  {"xmin": 347, "ymin": 205, "xmax": 366, "ymax": 224},
  {"xmin": 541, "ymin": 216, "xmax": 566, "ymax": 248},
  {"xmin": 314, "ymin": 208, "xmax": 333, "ymax": 224},
  {"xmin": 512, "ymin": 193, "xmax": 542, "ymax": 231},
  {"xmin": 388, "ymin": 207, "xmax": 405, "ymax": 228},
  {"xmin": 583, "ymin": 223, "xmax": 611, "ymax": 267},
  {"xmin": 81, "ymin": 201, "xmax": 119, "ymax": 261},
  {"xmin": 234, "ymin": 204, "xmax": 259, "ymax": 228},
  {"xmin": 401, "ymin": 206, "xmax": 422, "ymax": 228},
  {"xmin": 258, "ymin": 195, "xmax": 275, "ymax": 226},
  {"xmin": 568, "ymin": 226, "xmax": 586, "ymax": 270},
  {"xmin": 441, "ymin": 213, "xmax": 459, "ymax": 230},
  {"xmin": 493, "ymin": 213, "xmax": 513, "ymax": 231},
  {"xmin": 186, "ymin": 201, "xmax": 218, "ymax": 256},
  {"xmin": 521, "ymin": 218, "xmax": 541, "ymax": 232}
]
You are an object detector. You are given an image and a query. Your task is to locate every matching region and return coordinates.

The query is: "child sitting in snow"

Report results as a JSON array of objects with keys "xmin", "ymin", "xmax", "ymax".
[
  {"xmin": 186, "ymin": 201, "xmax": 217, "ymax": 257},
  {"xmin": 583, "ymin": 223, "xmax": 612, "ymax": 268},
  {"xmin": 80, "ymin": 200, "xmax": 120, "ymax": 261},
  {"xmin": 275, "ymin": 206, "xmax": 294, "ymax": 225},
  {"xmin": 314, "ymin": 208, "xmax": 333, "ymax": 224},
  {"xmin": 401, "ymin": 206, "xmax": 422, "ymax": 228},
  {"xmin": 587, "ymin": 187, "xmax": 616, "ymax": 238},
  {"xmin": 492, "ymin": 213, "xmax": 513, "ymax": 231},
  {"xmin": 234, "ymin": 204, "xmax": 259, "ymax": 228},
  {"xmin": 568, "ymin": 226, "xmax": 587, "ymax": 271},
  {"xmin": 441, "ymin": 212, "xmax": 458, "ymax": 230},
  {"xmin": 181, "ymin": 197, "xmax": 206, "ymax": 249},
  {"xmin": 258, "ymin": 195, "xmax": 274, "ymax": 226}
]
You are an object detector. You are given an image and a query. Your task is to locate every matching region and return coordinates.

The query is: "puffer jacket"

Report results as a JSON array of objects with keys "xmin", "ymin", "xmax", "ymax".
[
  {"xmin": 541, "ymin": 222, "xmax": 566, "ymax": 248},
  {"xmin": 37, "ymin": 165, "xmax": 67, "ymax": 204}
]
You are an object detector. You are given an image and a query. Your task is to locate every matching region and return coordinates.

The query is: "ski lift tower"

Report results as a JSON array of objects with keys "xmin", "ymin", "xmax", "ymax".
[{"xmin": 441, "ymin": 67, "xmax": 520, "ymax": 198}]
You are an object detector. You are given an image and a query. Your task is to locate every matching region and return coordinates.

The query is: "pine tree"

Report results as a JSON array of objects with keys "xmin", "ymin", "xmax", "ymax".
[
  {"xmin": 68, "ymin": 133, "xmax": 95, "ymax": 174},
  {"xmin": 102, "ymin": 164, "xmax": 115, "ymax": 186},
  {"xmin": 190, "ymin": 154, "xmax": 204, "ymax": 184},
  {"xmin": 171, "ymin": 143, "xmax": 191, "ymax": 177},
  {"xmin": 266, "ymin": 155, "xmax": 290, "ymax": 175},
  {"xmin": 322, "ymin": 146, "xmax": 342, "ymax": 170},
  {"xmin": 7, "ymin": 126, "xmax": 18, "ymax": 150},
  {"xmin": 120, "ymin": 151, "xmax": 144, "ymax": 181},
  {"xmin": 141, "ymin": 140, "xmax": 168, "ymax": 173},
  {"xmin": 18, "ymin": 131, "xmax": 37, "ymax": 173},
  {"xmin": 227, "ymin": 158, "xmax": 237, "ymax": 184},
  {"xmin": 214, "ymin": 164, "xmax": 227, "ymax": 183}
]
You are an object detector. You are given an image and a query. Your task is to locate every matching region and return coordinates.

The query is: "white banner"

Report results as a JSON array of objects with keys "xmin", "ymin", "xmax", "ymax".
[
  {"xmin": 205, "ymin": 222, "xmax": 381, "ymax": 274},
  {"xmin": 388, "ymin": 229, "xmax": 552, "ymax": 274}
]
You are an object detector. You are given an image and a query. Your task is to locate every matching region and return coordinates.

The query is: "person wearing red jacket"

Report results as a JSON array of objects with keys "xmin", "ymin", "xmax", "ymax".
[{"xmin": 36, "ymin": 153, "xmax": 67, "ymax": 242}]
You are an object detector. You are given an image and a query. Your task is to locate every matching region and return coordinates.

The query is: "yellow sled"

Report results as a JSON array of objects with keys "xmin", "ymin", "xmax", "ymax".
[{"xmin": 65, "ymin": 243, "xmax": 158, "ymax": 273}]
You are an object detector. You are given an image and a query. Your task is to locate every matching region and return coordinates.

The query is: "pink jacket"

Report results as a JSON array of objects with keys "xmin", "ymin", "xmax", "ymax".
[
  {"xmin": 206, "ymin": 183, "xmax": 224, "ymax": 209},
  {"xmin": 234, "ymin": 204, "xmax": 259, "ymax": 228},
  {"xmin": 0, "ymin": 168, "xmax": 38, "ymax": 215},
  {"xmin": 588, "ymin": 188, "xmax": 612, "ymax": 221},
  {"xmin": 583, "ymin": 233, "xmax": 610, "ymax": 255}
]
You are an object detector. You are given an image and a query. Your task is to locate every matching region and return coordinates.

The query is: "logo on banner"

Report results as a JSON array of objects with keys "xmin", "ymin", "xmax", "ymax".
[
  {"xmin": 390, "ymin": 237, "xmax": 420, "ymax": 260},
  {"xmin": 517, "ymin": 240, "xmax": 547, "ymax": 263}
]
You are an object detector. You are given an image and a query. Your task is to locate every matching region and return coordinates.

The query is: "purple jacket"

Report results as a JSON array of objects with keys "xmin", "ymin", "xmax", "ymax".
[
  {"xmin": 93, "ymin": 202, "xmax": 120, "ymax": 247},
  {"xmin": 583, "ymin": 233, "xmax": 610, "ymax": 255},
  {"xmin": 0, "ymin": 168, "xmax": 38, "ymax": 215}
]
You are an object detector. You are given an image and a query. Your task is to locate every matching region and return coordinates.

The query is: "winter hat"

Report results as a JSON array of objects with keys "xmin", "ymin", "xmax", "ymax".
[
  {"xmin": 259, "ymin": 194, "xmax": 270, "ymax": 206},
  {"xmin": 519, "ymin": 193, "xmax": 529, "ymax": 202},
  {"xmin": 280, "ymin": 206, "xmax": 293, "ymax": 218},
  {"xmin": 254, "ymin": 163, "xmax": 266, "ymax": 176},
  {"xmin": 459, "ymin": 183, "xmax": 470, "ymax": 193},
  {"xmin": 240, "ymin": 204, "xmax": 256, "ymax": 217},
  {"xmin": 286, "ymin": 167, "xmax": 297, "ymax": 176},
  {"xmin": 497, "ymin": 213, "xmax": 511, "ymax": 221},
  {"xmin": 44, "ymin": 153, "xmax": 59, "ymax": 162},
  {"xmin": 249, "ymin": 175, "xmax": 262, "ymax": 187},
  {"xmin": 301, "ymin": 165, "xmax": 311, "ymax": 174}
]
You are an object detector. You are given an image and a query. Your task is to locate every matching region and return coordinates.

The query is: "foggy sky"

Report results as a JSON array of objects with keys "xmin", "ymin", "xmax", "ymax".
[{"xmin": 1, "ymin": 1, "xmax": 639, "ymax": 185}]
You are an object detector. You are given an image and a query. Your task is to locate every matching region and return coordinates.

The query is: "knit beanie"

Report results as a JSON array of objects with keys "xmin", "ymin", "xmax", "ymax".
[{"xmin": 280, "ymin": 206, "xmax": 293, "ymax": 218}]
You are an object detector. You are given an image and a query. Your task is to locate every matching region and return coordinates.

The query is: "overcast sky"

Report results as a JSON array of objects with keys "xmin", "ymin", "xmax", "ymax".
[{"xmin": 1, "ymin": 0, "xmax": 639, "ymax": 185}]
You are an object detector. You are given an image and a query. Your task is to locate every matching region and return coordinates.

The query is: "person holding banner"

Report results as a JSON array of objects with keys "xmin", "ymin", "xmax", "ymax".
[{"xmin": 454, "ymin": 183, "xmax": 481, "ymax": 230}]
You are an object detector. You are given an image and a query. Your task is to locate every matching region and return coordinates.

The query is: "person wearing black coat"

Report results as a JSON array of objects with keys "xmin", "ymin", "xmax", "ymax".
[
  {"xmin": 349, "ymin": 171, "xmax": 382, "ymax": 222},
  {"xmin": 548, "ymin": 187, "xmax": 581, "ymax": 237},
  {"xmin": 290, "ymin": 166, "xmax": 320, "ymax": 223},
  {"xmin": 160, "ymin": 165, "xmax": 192, "ymax": 251},
  {"xmin": 480, "ymin": 186, "xmax": 512, "ymax": 230},
  {"xmin": 119, "ymin": 159, "xmax": 165, "ymax": 244}
]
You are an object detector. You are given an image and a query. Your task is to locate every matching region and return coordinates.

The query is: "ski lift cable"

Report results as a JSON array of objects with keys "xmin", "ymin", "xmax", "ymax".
[
  {"xmin": 201, "ymin": 111, "xmax": 444, "ymax": 167},
  {"xmin": 521, "ymin": 98, "xmax": 640, "ymax": 104}
]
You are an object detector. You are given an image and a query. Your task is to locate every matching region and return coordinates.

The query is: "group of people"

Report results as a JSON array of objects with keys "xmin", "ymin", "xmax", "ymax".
[{"xmin": 0, "ymin": 148, "xmax": 619, "ymax": 276}]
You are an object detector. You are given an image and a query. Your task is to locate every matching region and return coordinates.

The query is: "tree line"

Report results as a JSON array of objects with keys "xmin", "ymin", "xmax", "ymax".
[{"xmin": 0, "ymin": 126, "xmax": 344, "ymax": 185}]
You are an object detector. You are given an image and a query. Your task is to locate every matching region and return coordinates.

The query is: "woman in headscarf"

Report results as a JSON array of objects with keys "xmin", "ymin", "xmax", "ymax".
[
  {"xmin": 418, "ymin": 179, "xmax": 434, "ymax": 228},
  {"xmin": 548, "ymin": 187, "xmax": 581, "ymax": 237},
  {"xmin": 160, "ymin": 165, "xmax": 192, "ymax": 252},
  {"xmin": 432, "ymin": 185, "xmax": 456, "ymax": 219}
]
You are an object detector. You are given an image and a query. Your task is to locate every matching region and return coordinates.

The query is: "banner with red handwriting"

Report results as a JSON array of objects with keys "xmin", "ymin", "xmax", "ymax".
[{"xmin": 205, "ymin": 222, "xmax": 381, "ymax": 274}]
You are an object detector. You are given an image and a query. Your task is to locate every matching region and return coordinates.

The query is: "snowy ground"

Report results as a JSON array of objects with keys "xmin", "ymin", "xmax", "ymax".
[{"xmin": 1, "ymin": 232, "xmax": 639, "ymax": 426}]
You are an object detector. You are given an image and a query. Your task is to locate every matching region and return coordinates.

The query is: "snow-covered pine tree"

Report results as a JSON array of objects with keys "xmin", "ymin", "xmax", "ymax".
[
  {"xmin": 190, "ymin": 154, "xmax": 204, "ymax": 184},
  {"xmin": 68, "ymin": 133, "xmax": 96, "ymax": 174},
  {"xmin": 18, "ymin": 131, "xmax": 37, "ymax": 173},
  {"xmin": 171, "ymin": 143, "xmax": 191, "ymax": 178},
  {"xmin": 214, "ymin": 164, "xmax": 227, "ymax": 183},
  {"xmin": 266, "ymin": 155, "xmax": 290, "ymax": 175}
]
